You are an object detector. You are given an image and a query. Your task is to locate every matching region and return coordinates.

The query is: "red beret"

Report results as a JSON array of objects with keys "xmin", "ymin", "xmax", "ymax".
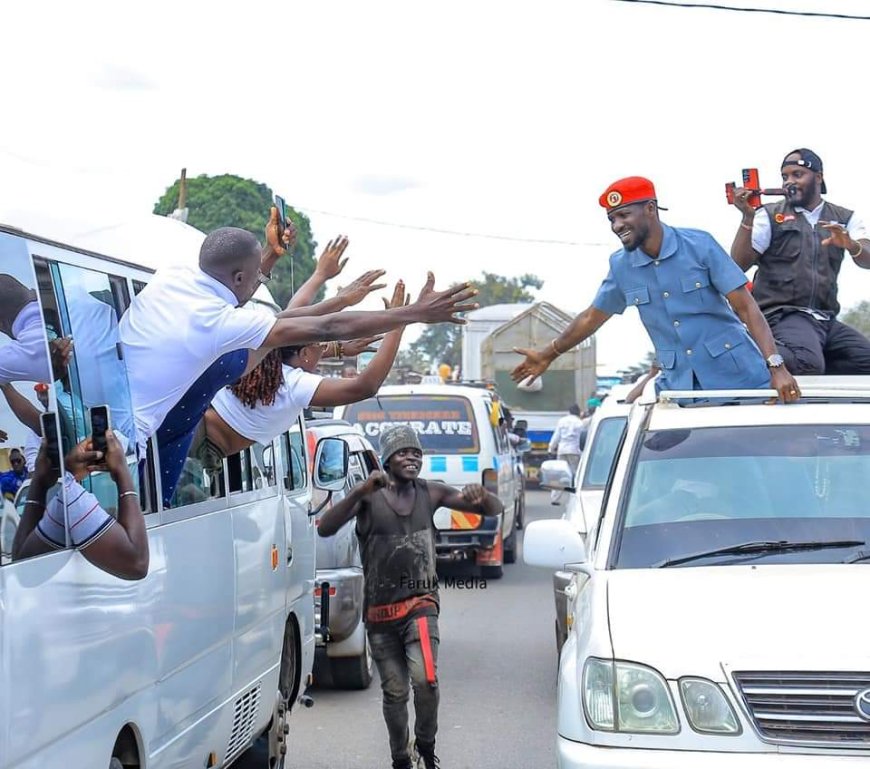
[{"xmin": 599, "ymin": 176, "xmax": 667, "ymax": 212}]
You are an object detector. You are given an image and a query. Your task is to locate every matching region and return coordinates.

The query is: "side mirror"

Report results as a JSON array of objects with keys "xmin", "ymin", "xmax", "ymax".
[
  {"xmin": 517, "ymin": 439, "xmax": 532, "ymax": 454},
  {"xmin": 523, "ymin": 519, "xmax": 588, "ymax": 570},
  {"xmin": 313, "ymin": 437, "xmax": 349, "ymax": 492},
  {"xmin": 539, "ymin": 459, "xmax": 575, "ymax": 492}
]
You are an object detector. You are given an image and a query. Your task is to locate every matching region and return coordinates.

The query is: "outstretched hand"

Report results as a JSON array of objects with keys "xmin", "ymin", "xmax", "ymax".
[
  {"xmin": 337, "ymin": 270, "xmax": 388, "ymax": 308},
  {"xmin": 265, "ymin": 206, "xmax": 298, "ymax": 257},
  {"xmin": 410, "ymin": 272, "xmax": 479, "ymax": 325},
  {"xmin": 382, "ymin": 280, "xmax": 410, "ymax": 310},
  {"xmin": 510, "ymin": 346, "xmax": 554, "ymax": 385},
  {"xmin": 315, "ymin": 236, "xmax": 351, "ymax": 280},
  {"xmin": 340, "ymin": 336, "xmax": 384, "ymax": 357}
]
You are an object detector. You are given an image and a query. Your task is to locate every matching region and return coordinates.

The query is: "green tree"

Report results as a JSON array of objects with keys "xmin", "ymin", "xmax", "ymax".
[
  {"xmin": 410, "ymin": 272, "xmax": 544, "ymax": 368},
  {"xmin": 153, "ymin": 173, "xmax": 319, "ymax": 307},
  {"xmin": 842, "ymin": 300, "xmax": 870, "ymax": 338}
]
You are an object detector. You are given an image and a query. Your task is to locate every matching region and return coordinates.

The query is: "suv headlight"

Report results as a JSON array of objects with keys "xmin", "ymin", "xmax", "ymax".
[
  {"xmin": 582, "ymin": 658, "xmax": 679, "ymax": 734},
  {"xmin": 679, "ymin": 678, "xmax": 741, "ymax": 735}
]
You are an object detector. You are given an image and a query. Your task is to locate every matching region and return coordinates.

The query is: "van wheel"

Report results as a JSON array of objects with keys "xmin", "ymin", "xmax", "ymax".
[
  {"xmin": 481, "ymin": 563, "xmax": 503, "ymax": 579},
  {"xmin": 255, "ymin": 619, "xmax": 298, "ymax": 768},
  {"xmin": 109, "ymin": 760, "xmax": 124, "ymax": 769},
  {"xmin": 515, "ymin": 492, "xmax": 525, "ymax": 530},
  {"xmin": 503, "ymin": 521, "xmax": 517, "ymax": 565},
  {"xmin": 331, "ymin": 634, "xmax": 373, "ymax": 690}
]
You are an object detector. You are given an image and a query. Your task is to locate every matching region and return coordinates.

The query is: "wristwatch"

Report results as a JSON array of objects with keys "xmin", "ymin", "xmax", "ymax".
[{"xmin": 766, "ymin": 353, "xmax": 785, "ymax": 369}]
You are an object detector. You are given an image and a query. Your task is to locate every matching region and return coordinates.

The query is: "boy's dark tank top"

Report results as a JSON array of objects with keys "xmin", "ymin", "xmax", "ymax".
[{"xmin": 356, "ymin": 478, "xmax": 439, "ymax": 618}]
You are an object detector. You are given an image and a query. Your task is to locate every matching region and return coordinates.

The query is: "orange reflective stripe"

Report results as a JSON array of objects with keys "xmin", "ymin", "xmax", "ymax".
[{"xmin": 416, "ymin": 616, "xmax": 437, "ymax": 685}]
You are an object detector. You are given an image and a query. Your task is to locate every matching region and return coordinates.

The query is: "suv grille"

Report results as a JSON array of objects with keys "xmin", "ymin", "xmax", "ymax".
[{"xmin": 733, "ymin": 671, "xmax": 870, "ymax": 745}]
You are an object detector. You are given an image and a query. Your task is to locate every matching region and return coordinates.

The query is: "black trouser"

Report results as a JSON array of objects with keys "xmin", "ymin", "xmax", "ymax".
[
  {"xmin": 767, "ymin": 310, "xmax": 870, "ymax": 375},
  {"xmin": 368, "ymin": 613, "xmax": 439, "ymax": 768}
]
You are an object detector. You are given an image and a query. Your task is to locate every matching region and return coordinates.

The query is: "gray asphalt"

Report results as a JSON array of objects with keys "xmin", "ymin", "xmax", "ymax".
[{"xmin": 236, "ymin": 490, "xmax": 561, "ymax": 769}]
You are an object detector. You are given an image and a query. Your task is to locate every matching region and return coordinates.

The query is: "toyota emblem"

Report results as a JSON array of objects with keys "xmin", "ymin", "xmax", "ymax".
[{"xmin": 855, "ymin": 688, "xmax": 870, "ymax": 721}]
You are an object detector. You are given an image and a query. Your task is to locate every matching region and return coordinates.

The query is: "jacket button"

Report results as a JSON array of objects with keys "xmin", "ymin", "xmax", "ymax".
[
  {"xmin": 673, "ymin": 320, "xmax": 680, "ymax": 327},
  {"xmin": 695, "ymin": 281, "xmax": 702, "ymax": 288},
  {"xmin": 663, "ymin": 291, "xmax": 670, "ymax": 298},
  {"xmin": 634, "ymin": 297, "xmax": 640, "ymax": 304},
  {"xmin": 686, "ymin": 349, "xmax": 693, "ymax": 355},
  {"xmin": 724, "ymin": 343, "xmax": 732, "ymax": 349},
  {"xmin": 653, "ymin": 261, "xmax": 660, "ymax": 267}
]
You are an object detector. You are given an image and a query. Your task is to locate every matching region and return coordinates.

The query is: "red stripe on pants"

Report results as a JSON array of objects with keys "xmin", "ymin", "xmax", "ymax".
[{"xmin": 416, "ymin": 616, "xmax": 437, "ymax": 685}]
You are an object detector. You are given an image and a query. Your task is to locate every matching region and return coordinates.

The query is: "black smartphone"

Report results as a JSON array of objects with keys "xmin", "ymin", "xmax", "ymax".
[
  {"xmin": 40, "ymin": 411, "xmax": 61, "ymax": 473},
  {"xmin": 274, "ymin": 194, "xmax": 287, "ymax": 233},
  {"xmin": 89, "ymin": 405, "xmax": 111, "ymax": 454}
]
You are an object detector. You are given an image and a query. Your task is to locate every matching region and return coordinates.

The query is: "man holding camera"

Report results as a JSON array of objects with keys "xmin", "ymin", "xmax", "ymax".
[{"xmin": 730, "ymin": 148, "xmax": 870, "ymax": 374}]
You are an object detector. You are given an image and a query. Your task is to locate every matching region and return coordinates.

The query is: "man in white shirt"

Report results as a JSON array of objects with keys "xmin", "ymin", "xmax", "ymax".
[
  {"xmin": 730, "ymin": 148, "xmax": 870, "ymax": 375},
  {"xmin": 119, "ymin": 218, "xmax": 478, "ymax": 462},
  {"xmin": 547, "ymin": 404, "xmax": 584, "ymax": 505},
  {"xmin": 0, "ymin": 275, "xmax": 51, "ymax": 385}
]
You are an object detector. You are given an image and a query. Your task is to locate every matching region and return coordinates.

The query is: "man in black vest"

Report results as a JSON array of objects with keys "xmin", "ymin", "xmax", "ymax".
[
  {"xmin": 730, "ymin": 148, "xmax": 870, "ymax": 374},
  {"xmin": 318, "ymin": 424, "xmax": 502, "ymax": 769}
]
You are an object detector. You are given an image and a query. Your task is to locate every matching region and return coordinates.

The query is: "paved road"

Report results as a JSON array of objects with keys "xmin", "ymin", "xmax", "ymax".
[{"xmin": 237, "ymin": 491, "xmax": 561, "ymax": 769}]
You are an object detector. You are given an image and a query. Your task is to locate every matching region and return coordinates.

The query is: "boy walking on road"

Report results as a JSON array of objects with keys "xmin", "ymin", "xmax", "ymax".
[{"xmin": 318, "ymin": 425, "xmax": 503, "ymax": 769}]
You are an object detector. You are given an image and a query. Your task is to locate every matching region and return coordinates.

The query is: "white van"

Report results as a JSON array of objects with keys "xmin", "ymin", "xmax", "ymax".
[
  {"xmin": 336, "ymin": 383, "xmax": 523, "ymax": 578},
  {"xmin": 0, "ymin": 215, "xmax": 329, "ymax": 769}
]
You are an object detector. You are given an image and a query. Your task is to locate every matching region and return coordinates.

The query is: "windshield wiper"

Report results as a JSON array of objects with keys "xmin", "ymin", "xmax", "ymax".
[
  {"xmin": 844, "ymin": 550, "xmax": 870, "ymax": 564},
  {"xmin": 654, "ymin": 540, "xmax": 865, "ymax": 568}
]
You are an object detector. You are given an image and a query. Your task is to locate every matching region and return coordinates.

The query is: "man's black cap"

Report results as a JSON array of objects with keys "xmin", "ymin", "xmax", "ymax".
[{"xmin": 781, "ymin": 148, "xmax": 827, "ymax": 194}]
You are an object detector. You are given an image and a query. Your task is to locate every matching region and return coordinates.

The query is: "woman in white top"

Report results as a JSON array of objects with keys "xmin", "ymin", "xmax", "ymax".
[{"xmin": 196, "ymin": 282, "xmax": 409, "ymax": 464}]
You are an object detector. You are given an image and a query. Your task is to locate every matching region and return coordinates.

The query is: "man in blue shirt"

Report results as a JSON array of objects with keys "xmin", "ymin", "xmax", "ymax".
[
  {"xmin": 0, "ymin": 448, "xmax": 27, "ymax": 500},
  {"xmin": 512, "ymin": 176, "xmax": 799, "ymax": 402}
]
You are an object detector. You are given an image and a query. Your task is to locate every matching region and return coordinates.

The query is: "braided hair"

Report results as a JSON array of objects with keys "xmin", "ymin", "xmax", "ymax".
[{"xmin": 230, "ymin": 349, "xmax": 285, "ymax": 409}]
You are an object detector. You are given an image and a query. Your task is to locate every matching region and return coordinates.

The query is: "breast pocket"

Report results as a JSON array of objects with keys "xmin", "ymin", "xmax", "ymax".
[
  {"xmin": 680, "ymin": 270, "xmax": 711, "ymax": 294},
  {"xmin": 625, "ymin": 286, "xmax": 650, "ymax": 308}
]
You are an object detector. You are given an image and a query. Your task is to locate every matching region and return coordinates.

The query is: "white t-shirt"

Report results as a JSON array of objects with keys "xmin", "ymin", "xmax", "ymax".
[
  {"xmin": 0, "ymin": 302, "xmax": 51, "ymax": 385},
  {"xmin": 751, "ymin": 202, "xmax": 868, "ymax": 254},
  {"xmin": 211, "ymin": 365, "xmax": 323, "ymax": 445},
  {"xmin": 549, "ymin": 414, "xmax": 585, "ymax": 456},
  {"xmin": 118, "ymin": 265, "xmax": 276, "ymax": 455}
]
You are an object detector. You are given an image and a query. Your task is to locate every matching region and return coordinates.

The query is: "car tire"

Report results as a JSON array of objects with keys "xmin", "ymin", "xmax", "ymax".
[
  {"xmin": 330, "ymin": 634, "xmax": 373, "ymax": 690},
  {"xmin": 481, "ymin": 563, "xmax": 504, "ymax": 579},
  {"xmin": 515, "ymin": 492, "xmax": 525, "ymax": 530},
  {"xmin": 555, "ymin": 618, "xmax": 566, "ymax": 657}
]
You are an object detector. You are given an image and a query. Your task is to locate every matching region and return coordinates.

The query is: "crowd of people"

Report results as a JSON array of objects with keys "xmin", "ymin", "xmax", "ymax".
[{"xmin": 1, "ymin": 146, "xmax": 869, "ymax": 768}]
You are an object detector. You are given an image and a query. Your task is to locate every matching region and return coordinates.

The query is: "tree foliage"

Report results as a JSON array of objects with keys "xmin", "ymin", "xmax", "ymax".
[
  {"xmin": 153, "ymin": 174, "xmax": 319, "ymax": 307},
  {"xmin": 842, "ymin": 300, "xmax": 870, "ymax": 338},
  {"xmin": 410, "ymin": 271, "xmax": 544, "ymax": 368}
]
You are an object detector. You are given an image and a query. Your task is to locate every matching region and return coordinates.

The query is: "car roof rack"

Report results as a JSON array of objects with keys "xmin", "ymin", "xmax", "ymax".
[{"xmin": 644, "ymin": 376, "xmax": 870, "ymax": 407}]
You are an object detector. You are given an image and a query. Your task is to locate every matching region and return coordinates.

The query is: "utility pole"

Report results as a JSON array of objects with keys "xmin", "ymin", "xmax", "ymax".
[{"xmin": 168, "ymin": 168, "xmax": 189, "ymax": 223}]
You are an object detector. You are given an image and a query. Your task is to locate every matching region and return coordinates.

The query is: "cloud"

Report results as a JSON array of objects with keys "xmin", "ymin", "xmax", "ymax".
[
  {"xmin": 93, "ymin": 64, "xmax": 157, "ymax": 91},
  {"xmin": 352, "ymin": 174, "xmax": 420, "ymax": 196}
]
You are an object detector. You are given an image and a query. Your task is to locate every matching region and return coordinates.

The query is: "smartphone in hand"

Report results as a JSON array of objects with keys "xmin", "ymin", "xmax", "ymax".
[
  {"xmin": 40, "ymin": 412, "xmax": 61, "ymax": 473},
  {"xmin": 89, "ymin": 405, "xmax": 111, "ymax": 455},
  {"xmin": 274, "ymin": 194, "xmax": 288, "ymax": 234}
]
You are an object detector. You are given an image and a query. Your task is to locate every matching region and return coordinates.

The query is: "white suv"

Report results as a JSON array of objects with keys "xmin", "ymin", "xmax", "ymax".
[{"xmin": 526, "ymin": 377, "xmax": 870, "ymax": 767}]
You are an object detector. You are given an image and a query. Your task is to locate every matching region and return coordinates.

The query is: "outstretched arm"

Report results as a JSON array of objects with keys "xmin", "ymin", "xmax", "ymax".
[
  {"xmin": 0, "ymin": 383, "xmax": 42, "ymax": 434},
  {"xmin": 429, "ymin": 482, "xmax": 503, "ymax": 517},
  {"xmin": 309, "ymin": 281, "xmax": 408, "ymax": 407},
  {"xmin": 283, "ymin": 236, "xmax": 351, "ymax": 311},
  {"xmin": 276, "ymin": 270, "xmax": 387, "ymax": 319},
  {"xmin": 260, "ymin": 273, "xmax": 477, "ymax": 350},
  {"xmin": 511, "ymin": 306, "xmax": 610, "ymax": 385}
]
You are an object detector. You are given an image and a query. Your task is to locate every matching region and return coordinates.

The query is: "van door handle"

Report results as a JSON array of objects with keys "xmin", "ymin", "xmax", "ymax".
[{"xmin": 287, "ymin": 546, "xmax": 293, "ymax": 565}]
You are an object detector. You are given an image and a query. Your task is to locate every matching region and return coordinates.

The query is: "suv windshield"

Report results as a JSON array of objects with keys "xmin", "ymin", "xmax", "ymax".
[
  {"xmin": 613, "ymin": 424, "xmax": 870, "ymax": 568},
  {"xmin": 343, "ymin": 395, "xmax": 480, "ymax": 454}
]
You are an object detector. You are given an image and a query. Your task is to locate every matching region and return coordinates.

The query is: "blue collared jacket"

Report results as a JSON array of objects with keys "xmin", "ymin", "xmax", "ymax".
[{"xmin": 593, "ymin": 225, "xmax": 770, "ymax": 391}]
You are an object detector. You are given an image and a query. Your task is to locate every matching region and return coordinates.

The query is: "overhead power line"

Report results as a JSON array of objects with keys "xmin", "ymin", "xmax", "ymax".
[
  {"xmin": 297, "ymin": 205, "xmax": 611, "ymax": 247},
  {"xmin": 610, "ymin": 0, "xmax": 870, "ymax": 20}
]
